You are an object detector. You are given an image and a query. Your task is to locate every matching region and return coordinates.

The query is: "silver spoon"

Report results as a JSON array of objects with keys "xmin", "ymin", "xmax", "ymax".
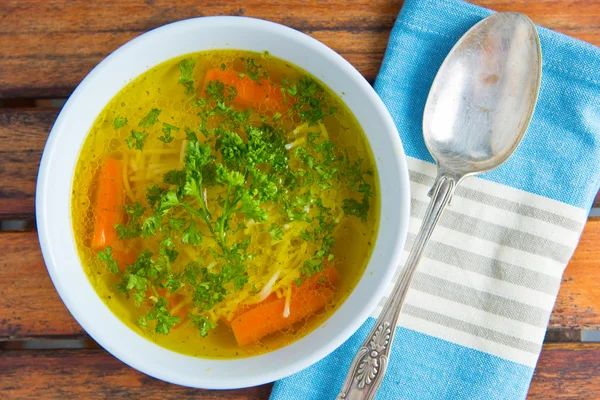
[{"xmin": 337, "ymin": 12, "xmax": 542, "ymax": 400}]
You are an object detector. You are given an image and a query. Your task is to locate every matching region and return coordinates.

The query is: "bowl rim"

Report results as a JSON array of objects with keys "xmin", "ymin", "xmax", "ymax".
[{"xmin": 35, "ymin": 15, "xmax": 411, "ymax": 389}]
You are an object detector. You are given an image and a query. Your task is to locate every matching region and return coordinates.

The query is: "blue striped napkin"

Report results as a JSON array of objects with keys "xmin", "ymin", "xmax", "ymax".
[{"xmin": 271, "ymin": 0, "xmax": 600, "ymax": 399}]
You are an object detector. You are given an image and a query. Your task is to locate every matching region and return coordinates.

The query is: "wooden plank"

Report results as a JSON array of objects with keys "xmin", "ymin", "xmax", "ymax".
[
  {"xmin": 1, "ymin": 219, "xmax": 599, "ymax": 339},
  {"xmin": 527, "ymin": 343, "xmax": 600, "ymax": 399},
  {"xmin": 0, "ymin": 349, "xmax": 273, "ymax": 399},
  {"xmin": 0, "ymin": 99, "xmax": 599, "ymax": 220},
  {"xmin": 0, "ymin": 231, "xmax": 84, "ymax": 338},
  {"xmin": 0, "ymin": 0, "xmax": 400, "ymax": 98},
  {"xmin": 1, "ymin": 0, "xmax": 599, "ymax": 98},
  {"xmin": 1, "ymin": 343, "xmax": 599, "ymax": 398},
  {"xmin": 550, "ymin": 218, "xmax": 600, "ymax": 329},
  {"xmin": 0, "ymin": 108, "xmax": 58, "ymax": 220}
]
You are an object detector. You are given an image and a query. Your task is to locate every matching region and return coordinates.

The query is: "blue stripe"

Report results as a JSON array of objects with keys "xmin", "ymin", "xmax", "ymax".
[
  {"xmin": 270, "ymin": 317, "xmax": 533, "ymax": 400},
  {"xmin": 374, "ymin": 0, "xmax": 600, "ymax": 210}
]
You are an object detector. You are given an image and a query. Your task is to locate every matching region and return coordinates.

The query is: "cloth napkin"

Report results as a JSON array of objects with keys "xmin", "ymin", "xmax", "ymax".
[{"xmin": 271, "ymin": 0, "xmax": 600, "ymax": 399}]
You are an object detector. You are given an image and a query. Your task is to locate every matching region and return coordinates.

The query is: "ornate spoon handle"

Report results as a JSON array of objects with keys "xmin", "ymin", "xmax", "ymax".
[{"xmin": 337, "ymin": 173, "xmax": 457, "ymax": 400}]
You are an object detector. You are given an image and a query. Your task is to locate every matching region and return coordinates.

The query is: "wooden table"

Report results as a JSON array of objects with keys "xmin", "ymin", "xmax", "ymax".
[{"xmin": 1, "ymin": 1, "xmax": 599, "ymax": 398}]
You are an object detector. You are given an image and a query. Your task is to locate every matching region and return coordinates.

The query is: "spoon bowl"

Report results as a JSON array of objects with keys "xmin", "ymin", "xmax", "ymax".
[
  {"xmin": 338, "ymin": 12, "xmax": 542, "ymax": 400},
  {"xmin": 423, "ymin": 12, "xmax": 542, "ymax": 177}
]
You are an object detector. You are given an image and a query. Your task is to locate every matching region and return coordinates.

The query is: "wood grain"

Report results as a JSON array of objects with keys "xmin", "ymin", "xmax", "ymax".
[
  {"xmin": 0, "ymin": 109, "xmax": 58, "ymax": 219},
  {"xmin": 0, "ymin": 231, "xmax": 84, "ymax": 338},
  {"xmin": 527, "ymin": 343, "xmax": 600, "ymax": 399},
  {"xmin": 1, "ymin": 103, "xmax": 599, "ymax": 221},
  {"xmin": 551, "ymin": 219, "xmax": 600, "ymax": 329},
  {"xmin": 0, "ymin": 349, "xmax": 273, "ymax": 399},
  {"xmin": 1, "ymin": 0, "xmax": 600, "ymax": 98},
  {"xmin": 0, "ymin": 0, "xmax": 401, "ymax": 98},
  {"xmin": 1, "ymin": 344, "xmax": 599, "ymax": 399},
  {"xmin": 1, "ymin": 219, "xmax": 599, "ymax": 339}
]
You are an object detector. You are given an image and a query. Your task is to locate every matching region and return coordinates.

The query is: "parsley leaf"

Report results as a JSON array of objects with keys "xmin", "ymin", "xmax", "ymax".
[
  {"xmin": 192, "ymin": 269, "xmax": 227, "ymax": 311},
  {"xmin": 290, "ymin": 77, "xmax": 336, "ymax": 125},
  {"xmin": 185, "ymin": 127, "xmax": 198, "ymax": 142},
  {"xmin": 163, "ymin": 169, "xmax": 186, "ymax": 187},
  {"xmin": 138, "ymin": 108, "xmax": 161, "ymax": 128},
  {"xmin": 215, "ymin": 164, "xmax": 244, "ymax": 187},
  {"xmin": 244, "ymin": 58, "xmax": 267, "ymax": 81},
  {"xmin": 181, "ymin": 220, "xmax": 203, "ymax": 245},
  {"xmin": 268, "ymin": 224, "xmax": 284, "ymax": 241},
  {"xmin": 158, "ymin": 122, "xmax": 179, "ymax": 144},
  {"xmin": 164, "ymin": 274, "xmax": 183, "ymax": 293},
  {"xmin": 113, "ymin": 115, "xmax": 128, "ymax": 129},
  {"xmin": 178, "ymin": 58, "xmax": 196, "ymax": 95},
  {"xmin": 146, "ymin": 185, "xmax": 165, "ymax": 209},
  {"xmin": 125, "ymin": 130, "xmax": 148, "ymax": 150},
  {"xmin": 145, "ymin": 297, "xmax": 180, "ymax": 335},
  {"xmin": 115, "ymin": 202, "xmax": 146, "ymax": 239},
  {"xmin": 189, "ymin": 314, "xmax": 217, "ymax": 337},
  {"xmin": 343, "ymin": 196, "xmax": 370, "ymax": 221},
  {"xmin": 97, "ymin": 246, "xmax": 119, "ymax": 274},
  {"xmin": 238, "ymin": 191, "xmax": 268, "ymax": 222}
]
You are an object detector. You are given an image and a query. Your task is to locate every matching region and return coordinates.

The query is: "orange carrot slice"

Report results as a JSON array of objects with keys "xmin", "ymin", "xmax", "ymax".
[
  {"xmin": 202, "ymin": 69, "xmax": 289, "ymax": 112},
  {"xmin": 91, "ymin": 159, "xmax": 124, "ymax": 250},
  {"xmin": 231, "ymin": 286, "xmax": 334, "ymax": 346},
  {"xmin": 112, "ymin": 249, "xmax": 137, "ymax": 272},
  {"xmin": 221, "ymin": 292, "xmax": 279, "ymax": 328},
  {"xmin": 223, "ymin": 266, "xmax": 339, "ymax": 329}
]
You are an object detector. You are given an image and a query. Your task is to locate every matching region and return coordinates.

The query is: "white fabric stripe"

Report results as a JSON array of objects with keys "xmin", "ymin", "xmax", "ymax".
[
  {"xmin": 403, "ymin": 233, "xmax": 562, "ymax": 295},
  {"xmin": 409, "ymin": 273, "xmax": 549, "ymax": 328},
  {"xmin": 365, "ymin": 156, "xmax": 588, "ymax": 366},
  {"xmin": 414, "ymin": 259, "xmax": 557, "ymax": 310},
  {"xmin": 411, "ymin": 199, "xmax": 573, "ymax": 263},
  {"xmin": 401, "ymin": 305, "xmax": 541, "ymax": 355},
  {"xmin": 398, "ymin": 313, "xmax": 540, "ymax": 368},
  {"xmin": 409, "ymin": 171, "xmax": 584, "ymax": 232},
  {"xmin": 407, "ymin": 217, "xmax": 566, "ymax": 278},
  {"xmin": 406, "ymin": 157, "xmax": 589, "ymax": 222},
  {"xmin": 410, "ymin": 180, "xmax": 583, "ymax": 246},
  {"xmin": 403, "ymin": 290, "xmax": 547, "ymax": 344}
]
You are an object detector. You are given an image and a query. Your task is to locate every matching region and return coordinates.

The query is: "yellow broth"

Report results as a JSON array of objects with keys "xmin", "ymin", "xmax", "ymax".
[{"xmin": 72, "ymin": 50, "xmax": 379, "ymax": 358}]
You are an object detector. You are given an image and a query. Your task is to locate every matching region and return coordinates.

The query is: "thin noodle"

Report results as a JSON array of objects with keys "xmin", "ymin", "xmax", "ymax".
[{"xmin": 121, "ymin": 153, "xmax": 136, "ymax": 202}]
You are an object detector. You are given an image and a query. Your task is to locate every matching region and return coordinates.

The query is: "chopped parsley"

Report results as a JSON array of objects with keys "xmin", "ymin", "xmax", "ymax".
[
  {"xmin": 94, "ymin": 54, "xmax": 375, "ymax": 339},
  {"xmin": 138, "ymin": 108, "xmax": 161, "ymax": 128},
  {"xmin": 97, "ymin": 246, "xmax": 119, "ymax": 274},
  {"xmin": 178, "ymin": 58, "xmax": 196, "ymax": 95},
  {"xmin": 158, "ymin": 122, "xmax": 179, "ymax": 144},
  {"xmin": 125, "ymin": 130, "xmax": 149, "ymax": 150},
  {"xmin": 244, "ymin": 58, "xmax": 267, "ymax": 81},
  {"xmin": 113, "ymin": 115, "xmax": 128, "ymax": 129}
]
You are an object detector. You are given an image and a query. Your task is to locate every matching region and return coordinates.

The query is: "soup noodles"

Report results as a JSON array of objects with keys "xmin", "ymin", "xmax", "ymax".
[{"xmin": 71, "ymin": 50, "xmax": 378, "ymax": 358}]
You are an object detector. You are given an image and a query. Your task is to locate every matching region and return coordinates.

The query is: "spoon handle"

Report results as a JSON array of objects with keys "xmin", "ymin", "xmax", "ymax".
[{"xmin": 336, "ymin": 173, "xmax": 457, "ymax": 400}]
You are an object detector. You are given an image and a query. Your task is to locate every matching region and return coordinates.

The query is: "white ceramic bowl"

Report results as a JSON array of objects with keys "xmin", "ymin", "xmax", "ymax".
[{"xmin": 36, "ymin": 16, "xmax": 410, "ymax": 389}]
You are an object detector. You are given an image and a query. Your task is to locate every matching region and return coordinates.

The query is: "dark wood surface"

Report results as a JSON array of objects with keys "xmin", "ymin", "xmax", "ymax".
[
  {"xmin": 0, "ymin": 107, "xmax": 597, "ymax": 221},
  {"xmin": 2, "ymin": 344, "xmax": 599, "ymax": 399},
  {"xmin": 0, "ymin": 0, "xmax": 599, "ymax": 398},
  {"xmin": 1, "ymin": 221, "xmax": 598, "ymax": 340}
]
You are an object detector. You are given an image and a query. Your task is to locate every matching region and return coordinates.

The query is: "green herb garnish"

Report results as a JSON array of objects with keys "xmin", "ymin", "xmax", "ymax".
[
  {"xmin": 178, "ymin": 58, "xmax": 196, "ymax": 95},
  {"xmin": 125, "ymin": 130, "xmax": 149, "ymax": 150},
  {"xmin": 113, "ymin": 115, "xmax": 128, "ymax": 129},
  {"xmin": 138, "ymin": 108, "xmax": 161, "ymax": 128}
]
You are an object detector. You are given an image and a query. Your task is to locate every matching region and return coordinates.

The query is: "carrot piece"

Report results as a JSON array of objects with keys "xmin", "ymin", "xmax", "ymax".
[
  {"xmin": 91, "ymin": 159, "xmax": 124, "ymax": 250},
  {"xmin": 223, "ymin": 266, "xmax": 339, "ymax": 328},
  {"xmin": 202, "ymin": 69, "xmax": 289, "ymax": 112},
  {"xmin": 112, "ymin": 249, "xmax": 137, "ymax": 272},
  {"xmin": 231, "ymin": 286, "xmax": 334, "ymax": 346},
  {"xmin": 221, "ymin": 292, "xmax": 279, "ymax": 328}
]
